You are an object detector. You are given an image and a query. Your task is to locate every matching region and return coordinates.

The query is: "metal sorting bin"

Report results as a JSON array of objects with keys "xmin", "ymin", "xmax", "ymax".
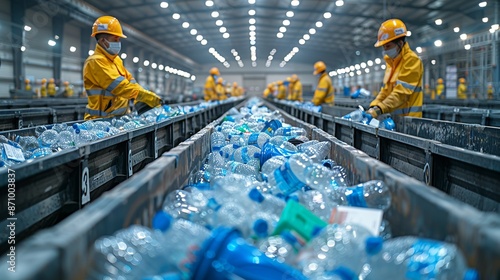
[
  {"xmin": 271, "ymin": 99, "xmax": 500, "ymax": 213},
  {"xmin": 0, "ymin": 106, "xmax": 88, "ymax": 131},
  {"xmin": 0, "ymin": 98, "xmax": 241, "ymax": 255},
  {"xmin": 1, "ymin": 99, "xmax": 498, "ymax": 280}
]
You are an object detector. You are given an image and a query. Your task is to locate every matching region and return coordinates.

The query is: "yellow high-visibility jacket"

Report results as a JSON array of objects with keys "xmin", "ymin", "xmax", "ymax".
[
  {"xmin": 436, "ymin": 84, "xmax": 444, "ymax": 98},
  {"xmin": 277, "ymin": 84, "xmax": 287, "ymax": 99},
  {"xmin": 457, "ymin": 83, "xmax": 467, "ymax": 99},
  {"xmin": 312, "ymin": 72, "xmax": 334, "ymax": 106},
  {"xmin": 204, "ymin": 75, "xmax": 216, "ymax": 101},
  {"xmin": 370, "ymin": 43, "xmax": 423, "ymax": 117},
  {"xmin": 48, "ymin": 82, "xmax": 56, "ymax": 97},
  {"xmin": 83, "ymin": 44, "xmax": 151, "ymax": 120},
  {"xmin": 215, "ymin": 83, "xmax": 227, "ymax": 100},
  {"xmin": 288, "ymin": 81, "xmax": 303, "ymax": 101}
]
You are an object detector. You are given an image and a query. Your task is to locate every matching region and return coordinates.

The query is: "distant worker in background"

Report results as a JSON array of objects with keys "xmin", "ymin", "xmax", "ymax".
[
  {"xmin": 287, "ymin": 74, "xmax": 303, "ymax": 101},
  {"xmin": 24, "ymin": 79, "xmax": 32, "ymax": 91},
  {"xmin": 47, "ymin": 78, "xmax": 56, "ymax": 97},
  {"xmin": 276, "ymin": 80, "xmax": 287, "ymax": 100},
  {"xmin": 83, "ymin": 16, "xmax": 162, "ymax": 120},
  {"xmin": 215, "ymin": 77, "xmax": 227, "ymax": 100},
  {"xmin": 40, "ymin": 78, "xmax": 47, "ymax": 98},
  {"xmin": 204, "ymin": 67, "xmax": 219, "ymax": 101},
  {"xmin": 436, "ymin": 78, "xmax": 445, "ymax": 99},
  {"xmin": 231, "ymin": 82, "xmax": 239, "ymax": 97},
  {"xmin": 63, "ymin": 81, "xmax": 74, "ymax": 97},
  {"xmin": 263, "ymin": 83, "xmax": 275, "ymax": 99},
  {"xmin": 424, "ymin": 84, "xmax": 432, "ymax": 99},
  {"xmin": 311, "ymin": 61, "xmax": 334, "ymax": 106},
  {"xmin": 351, "ymin": 85, "xmax": 371, "ymax": 99},
  {"xmin": 487, "ymin": 83, "xmax": 494, "ymax": 100},
  {"xmin": 367, "ymin": 19, "xmax": 423, "ymax": 119},
  {"xmin": 457, "ymin": 78, "xmax": 467, "ymax": 99}
]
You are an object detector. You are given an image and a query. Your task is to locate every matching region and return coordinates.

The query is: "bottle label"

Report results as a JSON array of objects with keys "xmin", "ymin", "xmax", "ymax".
[
  {"xmin": 345, "ymin": 186, "xmax": 367, "ymax": 207},
  {"xmin": 273, "ymin": 161, "xmax": 304, "ymax": 195},
  {"xmin": 3, "ymin": 143, "xmax": 25, "ymax": 162},
  {"xmin": 406, "ymin": 240, "xmax": 445, "ymax": 279}
]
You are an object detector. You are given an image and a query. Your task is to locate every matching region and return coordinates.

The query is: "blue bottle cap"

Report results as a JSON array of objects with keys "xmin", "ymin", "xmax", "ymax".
[
  {"xmin": 325, "ymin": 266, "xmax": 358, "ymax": 280},
  {"xmin": 248, "ymin": 188, "xmax": 265, "ymax": 203},
  {"xmin": 463, "ymin": 269, "xmax": 479, "ymax": 280},
  {"xmin": 253, "ymin": 219, "xmax": 269, "ymax": 238},
  {"xmin": 365, "ymin": 236, "xmax": 384, "ymax": 255},
  {"xmin": 207, "ymin": 198, "xmax": 221, "ymax": 211},
  {"xmin": 232, "ymin": 144, "xmax": 240, "ymax": 149},
  {"xmin": 72, "ymin": 123, "xmax": 78, "ymax": 129},
  {"xmin": 152, "ymin": 211, "xmax": 174, "ymax": 232}
]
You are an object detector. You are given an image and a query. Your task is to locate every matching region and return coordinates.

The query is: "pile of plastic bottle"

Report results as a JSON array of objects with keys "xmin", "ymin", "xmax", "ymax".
[
  {"xmin": 342, "ymin": 106, "xmax": 396, "ymax": 131},
  {"xmin": 0, "ymin": 102, "xmax": 215, "ymax": 168},
  {"xmin": 86, "ymin": 98, "xmax": 478, "ymax": 280}
]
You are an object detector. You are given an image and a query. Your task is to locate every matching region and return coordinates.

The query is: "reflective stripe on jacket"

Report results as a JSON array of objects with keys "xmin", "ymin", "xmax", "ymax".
[
  {"xmin": 83, "ymin": 44, "xmax": 149, "ymax": 120},
  {"xmin": 370, "ymin": 43, "xmax": 423, "ymax": 118},
  {"xmin": 312, "ymin": 72, "xmax": 334, "ymax": 106}
]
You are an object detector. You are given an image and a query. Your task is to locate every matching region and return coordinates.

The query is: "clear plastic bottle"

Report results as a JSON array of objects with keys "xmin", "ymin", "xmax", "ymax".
[
  {"xmin": 256, "ymin": 231, "xmax": 301, "ymax": 265},
  {"xmin": 297, "ymin": 189, "xmax": 337, "ymax": 222},
  {"xmin": 329, "ymin": 180, "xmax": 391, "ymax": 211},
  {"xmin": 260, "ymin": 155, "xmax": 286, "ymax": 181},
  {"xmin": 15, "ymin": 135, "xmax": 39, "ymax": 152},
  {"xmin": 362, "ymin": 236, "xmax": 479, "ymax": 280},
  {"xmin": 246, "ymin": 132, "xmax": 271, "ymax": 148},
  {"xmin": 232, "ymin": 145, "xmax": 261, "ymax": 165},
  {"xmin": 57, "ymin": 131, "xmax": 75, "ymax": 149},
  {"xmin": 297, "ymin": 223, "xmax": 373, "ymax": 278},
  {"xmin": 267, "ymin": 153, "xmax": 311, "ymax": 195},
  {"xmin": 87, "ymin": 225, "xmax": 179, "ymax": 280},
  {"xmin": 210, "ymin": 131, "xmax": 226, "ymax": 152},
  {"xmin": 224, "ymin": 161, "xmax": 260, "ymax": 178},
  {"xmin": 37, "ymin": 129, "xmax": 59, "ymax": 147},
  {"xmin": 274, "ymin": 126, "xmax": 307, "ymax": 138}
]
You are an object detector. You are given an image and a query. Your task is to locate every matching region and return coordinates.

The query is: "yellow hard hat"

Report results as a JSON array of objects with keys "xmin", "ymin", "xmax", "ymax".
[
  {"xmin": 267, "ymin": 83, "xmax": 274, "ymax": 89},
  {"xmin": 25, "ymin": 79, "xmax": 30, "ymax": 83},
  {"xmin": 217, "ymin": 77, "xmax": 223, "ymax": 84},
  {"xmin": 291, "ymin": 74, "xmax": 298, "ymax": 82},
  {"xmin": 41, "ymin": 78, "xmax": 47, "ymax": 83},
  {"xmin": 49, "ymin": 78, "xmax": 54, "ymax": 83},
  {"xmin": 91, "ymin": 16, "xmax": 127, "ymax": 38},
  {"xmin": 459, "ymin": 78, "xmax": 466, "ymax": 83},
  {"xmin": 374, "ymin": 19, "xmax": 407, "ymax": 47},
  {"xmin": 233, "ymin": 82, "xmax": 237, "ymax": 87},
  {"xmin": 313, "ymin": 61, "xmax": 326, "ymax": 75},
  {"xmin": 210, "ymin": 67, "xmax": 220, "ymax": 76},
  {"xmin": 437, "ymin": 78, "xmax": 443, "ymax": 84},
  {"xmin": 278, "ymin": 80, "xmax": 283, "ymax": 85},
  {"xmin": 64, "ymin": 81, "xmax": 69, "ymax": 85}
]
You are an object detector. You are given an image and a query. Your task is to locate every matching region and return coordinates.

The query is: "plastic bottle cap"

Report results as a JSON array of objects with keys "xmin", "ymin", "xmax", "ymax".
[
  {"xmin": 248, "ymin": 188, "xmax": 265, "ymax": 203},
  {"xmin": 365, "ymin": 236, "xmax": 384, "ymax": 255},
  {"xmin": 232, "ymin": 144, "xmax": 240, "ymax": 149},
  {"xmin": 72, "ymin": 123, "xmax": 78, "ymax": 129},
  {"xmin": 152, "ymin": 211, "xmax": 174, "ymax": 232},
  {"xmin": 463, "ymin": 269, "xmax": 479, "ymax": 280},
  {"xmin": 326, "ymin": 266, "xmax": 358, "ymax": 280},
  {"xmin": 253, "ymin": 219, "xmax": 269, "ymax": 237}
]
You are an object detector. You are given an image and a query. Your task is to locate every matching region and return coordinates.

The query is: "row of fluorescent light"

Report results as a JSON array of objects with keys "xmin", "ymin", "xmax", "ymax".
[
  {"xmin": 231, "ymin": 49, "xmax": 244, "ymax": 68},
  {"xmin": 265, "ymin": 49, "xmax": 276, "ymax": 67},
  {"xmin": 248, "ymin": 0, "xmax": 257, "ymax": 67}
]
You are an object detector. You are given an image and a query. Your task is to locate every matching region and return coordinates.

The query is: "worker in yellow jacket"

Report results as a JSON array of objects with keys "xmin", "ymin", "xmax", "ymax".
[
  {"xmin": 47, "ymin": 78, "xmax": 56, "ymax": 97},
  {"xmin": 263, "ymin": 83, "xmax": 275, "ymax": 98},
  {"xmin": 40, "ymin": 78, "xmax": 47, "ymax": 97},
  {"xmin": 367, "ymin": 19, "xmax": 423, "ymax": 118},
  {"xmin": 83, "ymin": 16, "xmax": 162, "ymax": 120},
  {"xmin": 457, "ymin": 78, "xmax": 467, "ymax": 99},
  {"xmin": 63, "ymin": 81, "xmax": 74, "ymax": 97},
  {"xmin": 311, "ymin": 61, "xmax": 334, "ymax": 106},
  {"xmin": 204, "ymin": 67, "xmax": 219, "ymax": 101},
  {"xmin": 276, "ymin": 80, "xmax": 287, "ymax": 100},
  {"xmin": 287, "ymin": 74, "xmax": 303, "ymax": 101},
  {"xmin": 25, "ymin": 79, "xmax": 32, "ymax": 91},
  {"xmin": 487, "ymin": 83, "xmax": 494, "ymax": 100},
  {"xmin": 215, "ymin": 77, "xmax": 227, "ymax": 100},
  {"xmin": 436, "ymin": 78, "xmax": 445, "ymax": 99}
]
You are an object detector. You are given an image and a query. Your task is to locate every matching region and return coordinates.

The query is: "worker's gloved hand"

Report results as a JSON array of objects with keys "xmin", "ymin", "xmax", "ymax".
[
  {"xmin": 367, "ymin": 106, "xmax": 382, "ymax": 118},
  {"xmin": 137, "ymin": 90, "xmax": 162, "ymax": 108}
]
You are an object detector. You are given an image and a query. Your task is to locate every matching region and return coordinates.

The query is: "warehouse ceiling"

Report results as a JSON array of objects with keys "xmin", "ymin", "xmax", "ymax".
[{"xmin": 35, "ymin": 0, "xmax": 498, "ymax": 72}]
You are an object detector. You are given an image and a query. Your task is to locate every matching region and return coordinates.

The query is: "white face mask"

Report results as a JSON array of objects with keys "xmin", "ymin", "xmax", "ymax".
[
  {"xmin": 382, "ymin": 44, "xmax": 401, "ymax": 59},
  {"xmin": 104, "ymin": 39, "xmax": 121, "ymax": 55}
]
